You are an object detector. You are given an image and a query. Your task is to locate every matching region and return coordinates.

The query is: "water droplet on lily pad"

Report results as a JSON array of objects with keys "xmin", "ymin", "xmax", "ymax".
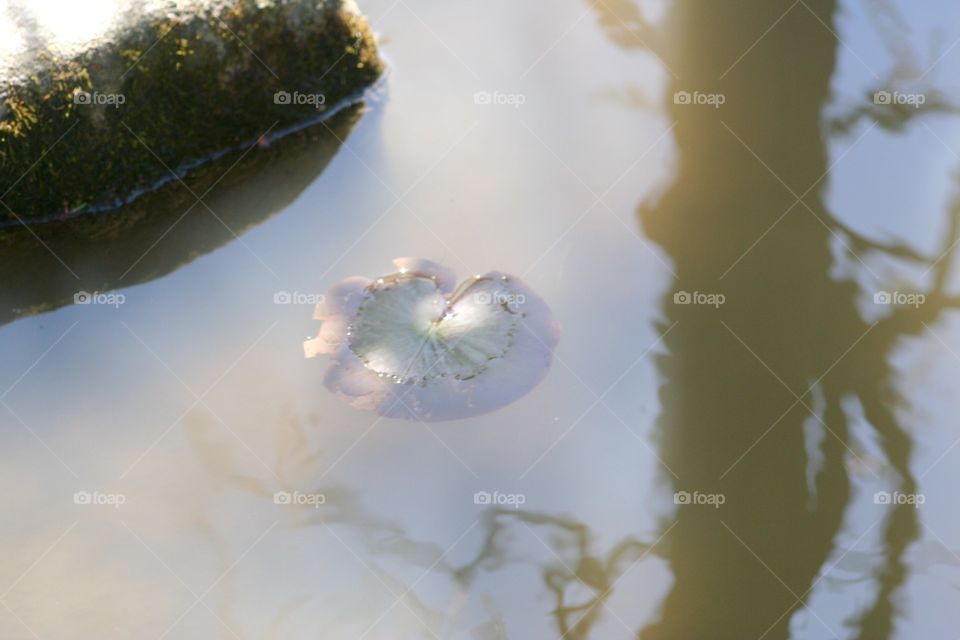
[{"xmin": 304, "ymin": 258, "xmax": 560, "ymax": 421}]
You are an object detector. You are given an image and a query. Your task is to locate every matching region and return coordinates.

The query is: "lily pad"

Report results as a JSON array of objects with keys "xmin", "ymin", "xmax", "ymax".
[{"xmin": 304, "ymin": 258, "xmax": 560, "ymax": 421}]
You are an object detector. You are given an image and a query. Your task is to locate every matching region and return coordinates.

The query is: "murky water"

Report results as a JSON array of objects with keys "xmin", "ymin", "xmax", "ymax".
[{"xmin": 2, "ymin": 0, "xmax": 960, "ymax": 638}]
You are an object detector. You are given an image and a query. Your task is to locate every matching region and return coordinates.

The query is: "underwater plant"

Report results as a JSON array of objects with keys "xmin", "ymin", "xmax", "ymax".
[{"xmin": 305, "ymin": 258, "xmax": 560, "ymax": 421}]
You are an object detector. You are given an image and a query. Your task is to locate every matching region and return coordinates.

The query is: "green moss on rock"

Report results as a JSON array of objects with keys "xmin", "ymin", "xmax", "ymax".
[{"xmin": 0, "ymin": 0, "xmax": 384, "ymax": 223}]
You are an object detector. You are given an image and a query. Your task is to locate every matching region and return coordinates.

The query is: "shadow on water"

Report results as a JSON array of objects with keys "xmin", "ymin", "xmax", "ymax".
[
  {"xmin": 363, "ymin": 1, "xmax": 959, "ymax": 638},
  {"xmin": 450, "ymin": 508, "xmax": 655, "ymax": 639},
  {"xmin": 0, "ymin": 105, "xmax": 362, "ymax": 327},
  {"xmin": 139, "ymin": 2, "xmax": 960, "ymax": 638},
  {"xmin": 17, "ymin": 1, "xmax": 958, "ymax": 638},
  {"xmin": 185, "ymin": 409, "xmax": 528, "ymax": 638},
  {"xmin": 592, "ymin": 0, "xmax": 960, "ymax": 638}
]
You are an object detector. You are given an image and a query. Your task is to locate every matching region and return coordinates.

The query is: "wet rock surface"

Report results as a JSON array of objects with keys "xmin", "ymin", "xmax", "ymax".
[{"xmin": 0, "ymin": 0, "xmax": 384, "ymax": 223}]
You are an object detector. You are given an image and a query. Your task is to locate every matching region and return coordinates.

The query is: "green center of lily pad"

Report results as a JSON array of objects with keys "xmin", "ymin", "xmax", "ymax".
[{"xmin": 346, "ymin": 274, "xmax": 521, "ymax": 385}]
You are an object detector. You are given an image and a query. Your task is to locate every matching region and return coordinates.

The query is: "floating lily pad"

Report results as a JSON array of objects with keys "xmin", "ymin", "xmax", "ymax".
[{"xmin": 304, "ymin": 258, "xmax": 560, "ymax": 421}]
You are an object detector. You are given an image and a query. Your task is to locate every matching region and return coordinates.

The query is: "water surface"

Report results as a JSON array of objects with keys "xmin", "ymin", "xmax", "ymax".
[{"xmin": 2, "ymin": 0, "xmax": 960, "ymax": 638}]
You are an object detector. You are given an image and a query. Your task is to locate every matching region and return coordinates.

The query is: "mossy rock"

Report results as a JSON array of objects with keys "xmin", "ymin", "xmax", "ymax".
[{"xmin": 0, "ymin": 0, "xmax": 384, "ymax": 223}]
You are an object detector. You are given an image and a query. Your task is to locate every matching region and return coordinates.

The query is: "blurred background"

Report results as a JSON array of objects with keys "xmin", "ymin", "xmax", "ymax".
[{"xmin": 1, "ymin": 0, "xmax": 960, "ymax": 638}]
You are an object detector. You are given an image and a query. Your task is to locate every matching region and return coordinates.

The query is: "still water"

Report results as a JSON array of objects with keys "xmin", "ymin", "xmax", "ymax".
[{"xmin": 2, "ymin": 0, "xmax": 960, "ymax": 638}]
